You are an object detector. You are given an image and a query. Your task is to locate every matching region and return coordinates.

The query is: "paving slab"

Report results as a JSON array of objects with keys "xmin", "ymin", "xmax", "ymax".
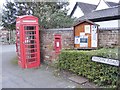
[
  {"xmin": 59, "ymin": 70, "xmax": 99, "ymax": 88},
  {"xmin": 68, "ymin": 75, "xmax": 88, "ymax": 84},
  {"xmin": 81, "ymin": 82, "xmax": 98, "ymax": 88}
]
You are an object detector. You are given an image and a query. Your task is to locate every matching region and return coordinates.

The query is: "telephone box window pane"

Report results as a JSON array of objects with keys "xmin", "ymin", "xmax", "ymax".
[
  {"xmin": 24, "ymin": 26, "xmax": 36, "ymax": 30},
  {"xmin": 27, "ymin": 59, "xmax": 36, "ymax": 62},
  {"xmin": 25, "ymin": 31, "xmax": 36, "ymax": 34}
]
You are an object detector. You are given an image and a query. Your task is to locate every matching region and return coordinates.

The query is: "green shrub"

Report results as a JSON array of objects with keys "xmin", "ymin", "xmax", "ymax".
[{"xmin": 57, "ymin": 49, "xmax": 118, "ymax": 88}]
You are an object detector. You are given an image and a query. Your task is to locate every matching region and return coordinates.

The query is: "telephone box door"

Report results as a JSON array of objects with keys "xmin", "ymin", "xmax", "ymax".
[{"xmin": 23, "ymin": 25, "xmax": 40, "ymax": 68}]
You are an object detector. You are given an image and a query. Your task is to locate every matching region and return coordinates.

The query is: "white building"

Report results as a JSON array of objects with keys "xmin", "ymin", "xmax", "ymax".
[{"xmin": 70, "ymin": 0, "xmax": 119, "ymax": 28}]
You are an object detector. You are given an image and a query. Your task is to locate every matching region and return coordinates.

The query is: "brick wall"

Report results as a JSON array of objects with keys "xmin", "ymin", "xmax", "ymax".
[
  {"xmin": 40, "ymin": 28, "xmax": 74, "ymax": 62},
  {"xmin": 40, "ymin": 28, "xmax": 120, "ymax": 62}
]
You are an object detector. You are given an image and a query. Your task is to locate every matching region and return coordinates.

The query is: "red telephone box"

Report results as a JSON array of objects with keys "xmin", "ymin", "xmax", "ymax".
[
  {"xmin": 54, "ymin": 34, "xmax": 61, "ymax": 53},
  {"xmin": 16, "ymin": 15, "xmax": 40, "ymax": 68}
]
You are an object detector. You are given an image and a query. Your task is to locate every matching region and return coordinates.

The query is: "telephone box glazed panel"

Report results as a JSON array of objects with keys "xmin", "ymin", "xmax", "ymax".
[{"xmin": 16, "ymin": 15, "xmax": 40, "ymax": 68}]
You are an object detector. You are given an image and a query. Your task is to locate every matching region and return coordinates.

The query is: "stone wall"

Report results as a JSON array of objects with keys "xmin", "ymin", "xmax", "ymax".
[
  {"xmin": 40, "ymin": 28, "xmax": 120, "ymax": 62},
  {"xmin": 40, "ymin": 28, "xmax": 74, "ymax": 62},
  {"xmin": 98, "ymin": 28, "xmax": 120, "ymax": 47}
]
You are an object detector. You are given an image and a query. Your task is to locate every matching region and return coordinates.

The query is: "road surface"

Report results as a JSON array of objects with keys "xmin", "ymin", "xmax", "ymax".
[{"xmin": 1, "ymin": 44, "xmax": 79, "ymax": 88}]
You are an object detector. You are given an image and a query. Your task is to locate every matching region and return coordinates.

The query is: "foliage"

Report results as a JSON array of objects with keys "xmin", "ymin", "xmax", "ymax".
[
  {"xmin": 32, "ymin": 2, "xmax": 75, "ymax": 29},
  {"xmin": 2, "ymin": 1, "xmax": 17, "ymax": 43},
  {"xmin": 14, "ymin": 2, "xmax": 33, "ymax": 16},
  {"xmin": 57, "ymin": 48, "xmax": 119, "ymax": 88},
  {"xmin": 2, "ymin": 1, "xmax": 33, "ymax": 31},
  {"xmin": 2, "ymin": 1, "xmax": 75, "ymax": 30},
  {"xmin": 2, "ymin": 1, "xmax": 16, "ymax": 30},
  {"xmin": 2, "ymin": 1, "xmax": 74, "ymax": 43}
]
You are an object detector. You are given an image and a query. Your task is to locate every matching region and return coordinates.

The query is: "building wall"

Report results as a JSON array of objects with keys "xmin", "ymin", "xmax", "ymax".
[
  {"xmin": 95, "ymin": 0, "xmax": 110, "ymax": 11},
  {"xmin": 72, "ymin": 6, "xmax": 84, "ymax": 18},
  {"xmin": 95, "ymin": 20, "xmax": 119, "ymax": 28},
  {"xmin": 40, "ymin": 28, "xmax": 120, "ymax": 62}
]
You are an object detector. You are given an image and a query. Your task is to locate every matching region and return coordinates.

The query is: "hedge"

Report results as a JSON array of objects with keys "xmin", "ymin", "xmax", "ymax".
[{"xmin": 57, "ymin": 49, "xmax": 118, "ymax": 88}]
